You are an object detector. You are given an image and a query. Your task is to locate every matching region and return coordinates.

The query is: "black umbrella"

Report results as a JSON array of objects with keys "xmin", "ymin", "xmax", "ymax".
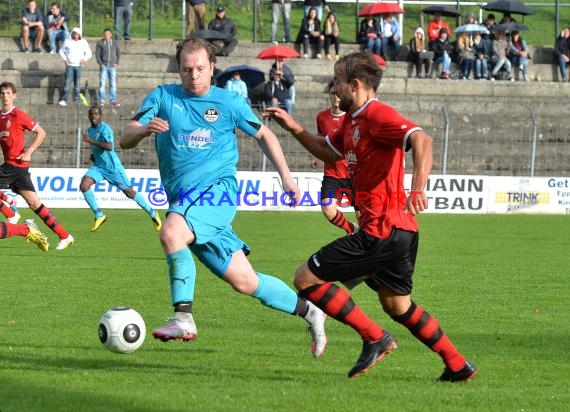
[
  {"xmin": 483, "ymin": 0, "xmax": 532, "ymax": 16},
  {"xmin": 190, "ymin": 29, "xmax": 230, "ymax": 41},
  {"xmin": 422, "ymin": 5, "xmax": 461, "ymax": 17},
  {"xmin": 493, "ymin": 22, "xmax": 529, "ymax": 33},
  {"xmin": 215, "ymin": 64, "xmax": 265, "ymax": 89}
]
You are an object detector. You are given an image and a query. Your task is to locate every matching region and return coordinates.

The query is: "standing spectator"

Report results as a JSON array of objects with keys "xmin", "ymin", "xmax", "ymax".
[
  {"xmin": 0, "ymin": 81, "xmax": 75, "ymax": 250},
  {"xmin": 95, "ymin": 28, "xmax": 121, "ymax": 107},
  {"xmin": 432, "ymin": 28, "xmax": 453, "ymax": 79},
  {"xmin": 554, "ymin": 27, "xmax": 570, "ymax": 82},
  {"xmin": 271, "ymin": 0, "xmax": 292, "ymax": 43},
  {"xmin": 265, "ymin": 70, "xmax": 293, "ymax": 113},
  {"xmin": 409, "ymin": 27, "xmax": 430, "ymax": 78},
  {"xmin": 464, "ymin": 10, "xmax": 478, "ymax": 25},
  {"xmin": 304, "ymin": 0, "xmax": 329, "ymax": 21},
  {"xmin": 379, "ymin": 14, "xmax": 401, "ymax": 61},
  {"xmin": 207, "ymin": 5, "xmax": 238, "ymax": 57},
  {"xmin": 295, "ymin": 7, "xmax": 324, "ymax": 59},
  {"xmin": 224, "ymin": 72, "xmax": 250, "ymax": 105},
  {"xmin": 186, "ymin": 0, "xmax": 206, "ymax": 37},
  {"xmin": 473, "ymin": 31, "xmax": 490, "ymax": 80},
  {"xmin": 80, "ymin": 105, "xmax": 161, "ymax": 233},
  {"xmin": 265, "ymin": 52, "xmax": 477, "ymax": 382},
  {"xmin": 269, "ymin": 59, "xmax": 296, "ymax": 104},
  {"xmin": 58, "ymin": 28, "xmax": 93, "ymax": 106},
  {"xmin": 427, "ymin": 12, "xmax": 451, "ymax": 43},
  {"xmin": 490, "ymin": 30, "xmax": 512, "ymax": 81},
  {"xmin": 323, "ymin": 11, "xmax": 340, "ymax": 60},
  {"xmin": 44, "ymin": 2, "xmax": 68, "ymax": 54},
  {"xmin": 20, "ymin": 0, "xmax": 45, "ymax": 53},
  {"xmin": 509, "ymin": 31, "xmax": 530, "ymax": 81},
  {"xmin": 358, "ymin": 15, "xmax": 382, "ymax": 56},
  {"xmin": 114, "ymin": 0, "xmax": 134, "ymax": 40}
]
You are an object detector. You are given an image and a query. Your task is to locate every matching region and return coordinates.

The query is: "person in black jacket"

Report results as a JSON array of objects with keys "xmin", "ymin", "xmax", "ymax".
[
  {"xmin": 554, "ymin": 27, "xmax": 570, "ymax": 82},
  {"xmin": 207, "ymin": 5, "xmax": 238, "ymax": 56},
  {"xmin": 295, "ymin": 7, "xmax": 324, "ymax": 59},
  {"xmin": 264, "ymin": 69, "xmax": 293, "ymax": 113}
]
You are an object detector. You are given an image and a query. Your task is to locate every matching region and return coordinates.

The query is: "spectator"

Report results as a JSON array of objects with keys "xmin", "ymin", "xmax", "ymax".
[
  {"xmin": 455, "ymin": 31, "xmax": 474, "ymax": 80},
  {"xmin": 303, "ymin": 0, "xmax": 329, "ymax": 21},
  {"xmin": 323, "ymin": 11, "xmax": 340, "ymax": 61},
  {"xmin": 186, "ymin": 0, "xmax": 206, "ymax": 37},
  {"xmin": 509, "ymin": 31, "xmax": 530, "ymax": 81},
  {"xmin": 490, "ymin": 30, "xmax": 512, "ymax": 81},
  {"xmin": 295, "ymin": 7, "xmax": 324, "ymax": 59},
  {"xmin": 358, "ymin": 15, "xmax": 382, "ymax": 56},
  {"xmin": 379, "ymin": 14, "xmax": 401, "ymax": 61},
  {"xmin": 271, "ymin": 0, "xmax": 292, "ymax": 43},
  {"xmin": 499, "ymin": 13, "xmax": 516, "ymax": 24},
  {"xmin": 20, "ymin": 0, "xmax": 45, "ymax": 53},
  {"xmin": 432, "ymin": 28, "xmax": 453, "ymax": 79},
  {"xmin": 269, "ymin": 59, "xmax": 296, "ymax": 104},
  {"xmin": 114, "ymin": 0, "xmax": 134, "ymax": 40},
  {"xmin": 483, "ymin": 13, "xmax": 496, "ymax": 40},
  {"xmin": 473, "ymin": 31, "xmax": 490, "ymax": 80},
  {"xmin": 427, "ymin": 12, "xmax": 452, "ymax": 43},
  {"xmin": 207, "ymin": 5, "xmax": 238, "ymax": 57},
  {"xmin": 264, "ymin": 69, "xmax": 293, "ymax": 113},
  {"xmin": 95, "ymin": 28, "xmax": 121, "ymax": 107},
  {"xmin": 224, "ymin": 72, "xmax": 250, "ymax": 105},
  {"xmin": 464, "ymin": 10, "xmax": 478, "ymax": 25},
  {"xmin": 44, "ymin": 2, "xmax": 68, "ymax": 54},
  {"xmin": 58, "ymin": 27, "xmax": 93, "ymax": 106},
  {"xmin": 409, "ymin": 27, "xmax": 431, "ymax": 78},
  {"xmin": 554, "ymin": 27, "xmax": 570, "ymax": 82}
]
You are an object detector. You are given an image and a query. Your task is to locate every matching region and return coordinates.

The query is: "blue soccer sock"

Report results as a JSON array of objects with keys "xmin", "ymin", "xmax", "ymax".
[
  {"xmin": 167, "ymin": 248, "xmax": 196, "ymax": 305},
  {"xmin": 133, "ymin": 192, "xmax": 155, "ymax": 217},
  {"xmin": 82, "ymin": 189, "xmax": 104, "ymax": 218},
  {"xmin": 251, "ymin": 272, "xmax": 298, "ymax": 314}
]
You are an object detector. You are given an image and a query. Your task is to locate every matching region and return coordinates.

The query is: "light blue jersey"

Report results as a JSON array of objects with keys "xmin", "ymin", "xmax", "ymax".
[
  {"xmin": 134, "ymin": 84, "xmax": 262, "ymax": 204},
  {"xmin": 87, "ymin": 122, "xmax": 123, "ymax": 172}
]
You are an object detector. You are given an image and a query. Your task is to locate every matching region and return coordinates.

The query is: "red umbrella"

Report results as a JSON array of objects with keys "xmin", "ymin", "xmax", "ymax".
[
  {"xmin": 372, "ymin": 53, "xmax": 387, "ymax": 67},
  {"xmin": 358, "ymin": 2, "xmax": 405, "ymax": 17},
  {"xmin": 256, "ymin": 45, "xmax": 300, "ymax": 60}
]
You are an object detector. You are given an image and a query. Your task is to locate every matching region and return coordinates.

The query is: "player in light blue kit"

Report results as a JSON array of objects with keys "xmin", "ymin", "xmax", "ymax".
[
  {"xmin": 80, "ymin": 105, "xmax": 162, "ymax": 232},
  {"xmin": 120, "ymin": 38, "xmax": 327, "ymax": 357}
]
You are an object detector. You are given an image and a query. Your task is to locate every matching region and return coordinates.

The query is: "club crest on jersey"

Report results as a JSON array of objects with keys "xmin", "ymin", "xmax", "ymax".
[
  {"xmin": 203, "ymin": 108, "xmax": 219, "ymax": 123},
  {"xmin": 352, "ymin": 127, "xmax": 361, "ymax": 147}
]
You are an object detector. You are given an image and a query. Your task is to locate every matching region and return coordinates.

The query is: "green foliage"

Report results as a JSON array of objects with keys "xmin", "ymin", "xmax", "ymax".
[{"xmin": 1, "ymin": 210, "xmax": 569, "ymax": 411}]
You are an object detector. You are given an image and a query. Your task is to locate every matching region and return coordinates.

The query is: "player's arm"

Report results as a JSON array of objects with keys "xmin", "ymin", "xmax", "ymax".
[
  {"xmin": 264, "ymin": 107, "xmax": 339, "ymax": 164},
  {"xmin": 254, "ymin": 124, "xmax": 300, "ymax": 206},
  {"xmin": 83, "ymin": 133, "xmax": 112, "ymax": 151},
  {"xmin": 120, "ymin": 117, "xmax": 169, "ymax": 149},
  {"xmin": 17, "ymin": 124, "xmax": 47, "ymax": 163},
  {"xmin": 407, "ymin": 130, "xmax": 433, "ymax": 215}
]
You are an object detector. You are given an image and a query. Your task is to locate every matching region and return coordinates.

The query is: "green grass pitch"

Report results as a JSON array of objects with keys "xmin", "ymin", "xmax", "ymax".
[{"xmin": 1, "ymin": 210, "xmax": 569, "ymax": 411}]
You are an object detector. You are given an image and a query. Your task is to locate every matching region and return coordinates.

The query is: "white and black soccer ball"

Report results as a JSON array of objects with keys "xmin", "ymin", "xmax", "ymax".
[{"xmin": 98, "ymin": 307, "xmax": 146, "ymax": 354}]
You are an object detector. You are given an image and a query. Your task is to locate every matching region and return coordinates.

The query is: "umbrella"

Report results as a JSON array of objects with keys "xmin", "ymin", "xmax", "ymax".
[
  {"xmin": 483, "ymin": 0, "xmax": 532, "ymax": 16},
  {"xmin": 372, "ymin": 53, "xmax": 387, "ymax": 67},
  {"xmin": 455, "ymin": 24, "xmax": 490, "ymax": 35},
  {"xmin": 358, "ymin": 2, "xmax": 405, "ymax": 17},
  {"xmin": 256, "ymin": 45, "xmax": 300, "ymax": 60},
  {"xmin": 215, "ymin": 64, "xmax": 265, "ymax": 89},
  {"xmin": 493, "ymin": 22, "xmax": 529, "ymax": 32},
  {"xmin": 422, "ymin": 5, "xmax": 461, "ymax": 18},
  {"xmin": 190, "ymin": 29, "xmax": 230, "ymax": 41}
]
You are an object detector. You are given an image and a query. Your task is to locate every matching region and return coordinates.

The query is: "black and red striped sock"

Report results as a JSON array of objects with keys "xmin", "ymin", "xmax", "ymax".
[
  {"xmin": 300, "ymin": 282, "xmax": 384, "ymax": 342},
  {"xmin": 0, "ymin": 200, "xmax": 15, "ymax": 218},
  {"xmin": 392, "ymin": 301, "xmax": 466, "ymax": 372},
  {"xmin": 328, "ymin": 210, "xmax": 355, "ymax": 234},
  {"xmin": 34, "ymin": 204, "xmax": 69, "ymax": 239},
  {"xmin": 0, "ymin": 222, "xmax": 28, "ymax": 238}
]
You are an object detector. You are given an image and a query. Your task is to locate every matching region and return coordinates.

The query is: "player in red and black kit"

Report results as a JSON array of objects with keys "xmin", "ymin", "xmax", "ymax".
[
  {"xmin": 0, "ymin": 82, "xmax": 74, "ymax": 251},
  {"xmin": 311, "ymin": 80, "xmax": 358, "ymax": 234},
  {"xmin": 265, "ymin": 52, "xmax": 476, "ymax": 381}
]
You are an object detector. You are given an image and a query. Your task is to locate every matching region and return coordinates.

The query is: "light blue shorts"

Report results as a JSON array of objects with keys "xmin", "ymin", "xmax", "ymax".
[{"xmin": 86, "ymin": 165, "xmax": 131, "ymax": 190}]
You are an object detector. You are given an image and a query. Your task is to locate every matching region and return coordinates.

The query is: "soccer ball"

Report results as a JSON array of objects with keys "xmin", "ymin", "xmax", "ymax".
[{"xmin": 98, "ymin": 306, "xmax": 146, "ymax": 354}]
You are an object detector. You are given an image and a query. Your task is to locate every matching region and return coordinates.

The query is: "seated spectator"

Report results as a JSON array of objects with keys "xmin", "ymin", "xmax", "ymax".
[
  {"xmin": 431, "ymin": 28, "xmax": 453, "ymax": 79},
  {"xmin": 264, "ymin": 69, "xmax": 293, "ymax": 113},
  {"xmin": 509, "ymin": 31, "xmax": 530, "ymax": 81},
  {"xmin": 269, "ymin": 59, "xmax": 295, "ymax": 104},
  {"xmin": 473, "ymin": 31, "xmax": 490, "ymax": 80},
  {"xmin": 455, "ymin": 32, "xmax": 475, "ymax": 80},
  {"xmin": 499, "ymin": 13, "xmax": 516, "ymax": 24},
  {"xmin": 379, "ymin": 14, "xmax": 401, "ymax": 61},
  {"xmin": 20, "ymin": 0, "xmax": 45, "ymax": 53},
  {"xmin": 483, "ymin": 13, "xmax": 496, "ymax": 41},
  {"xmin": 295, "ymin": 7, "xmax": 324, "ymax": 59},
  {"xmin": 358, "ymin": 15, "xmax": 382, "ymax": 56},
  {"xmin": 490, "ymin": 30, "xmax": 512, "ymax": 81},
  {"xmin": 464, "ymin": 10, "xmax": 478, "ymax": 25},
  {"xmin": 427, "ymin": 12, "xmax": 452, "ymax": 43},
  {"xmin": 44, "ymin": 2, "xmax": 68, "ymax": 54},
  {"xmin": 224, "ymin": 71, "xmax": 250, "ymax": 105},
  {"xmin": 408, "ymin": 27, "xmax": 431, "ymax": 78},
  {"xmin": 303, "ymin": 0, "xmax": 329, "ymax": 21},
  {"xmin": 323, "ymin": 11, "xmax": 340, "ymax": 61},
  {"xmin": 554, "ymin": 27, "xmax": 570, "ymax": 82},
  {"xmin": 207, "ymin": 5, "xmax": 238, "ymax": 57}
]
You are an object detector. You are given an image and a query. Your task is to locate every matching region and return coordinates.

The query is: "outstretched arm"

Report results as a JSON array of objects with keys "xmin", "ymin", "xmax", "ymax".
[{"xmin": 407, "ymin": 130, "xmax": 433, "ymax": 215}]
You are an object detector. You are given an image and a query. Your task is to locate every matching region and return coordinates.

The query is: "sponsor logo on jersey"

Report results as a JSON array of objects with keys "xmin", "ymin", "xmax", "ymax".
[{"xmin": 203, "ymin": 108, "xmax": 219, "ymax": 123}]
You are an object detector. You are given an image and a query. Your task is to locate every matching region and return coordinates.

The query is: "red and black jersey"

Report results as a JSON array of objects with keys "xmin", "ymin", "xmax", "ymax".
[
  {"xmin": 327, "ymin": 99, "xmax": 422, "ymax": 238},
  {"xmin": 316, "ymin": 107, "xmax": 349, "ymax": 179},
  {"xmin": 0, "ymin": 107, "xmax": 38, "ymax": 168}
]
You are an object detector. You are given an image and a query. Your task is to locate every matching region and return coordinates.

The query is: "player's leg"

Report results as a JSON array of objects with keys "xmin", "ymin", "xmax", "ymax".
[
  {"xmin": 122, "ymin": 186, "xmax": 161, "ymax": 231},
  {"xmin": 0, "ymin": 220, "xmax": 49, "ymax": 251},
  {"xmin": 80, "ymin": 172, "xmax": 107, "ymax": 231},
  {"xmin": 320, "ymin": 177, "xmax": 356, "ymax": 234}
]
